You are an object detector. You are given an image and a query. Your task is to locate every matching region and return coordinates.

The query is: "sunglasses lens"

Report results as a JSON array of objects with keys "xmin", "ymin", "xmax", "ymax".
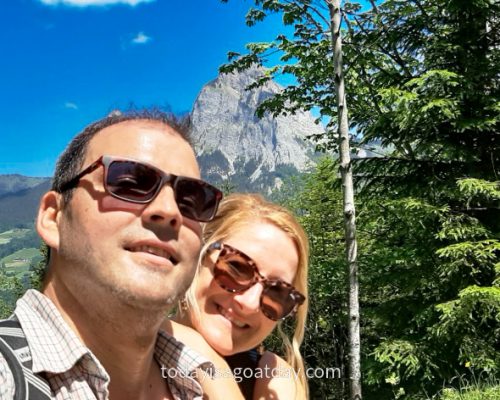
[
  {"xmin": 261, "ymin": 285, "xmax": 296, "ymax": 320},
  {"xmin": 214, "ymin": 251, "xmax": 256, "ymax": 291},
  {"xmin": 175, "ymin": 178, "xmax": 222, "ymax": 222},
  {"xmin": 106, "ymin": 161, "xmax": 160, "ymax": 201}
]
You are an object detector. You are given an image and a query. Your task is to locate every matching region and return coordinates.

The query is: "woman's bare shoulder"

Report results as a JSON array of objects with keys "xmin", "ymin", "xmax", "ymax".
[{"xmin": 253, "ymin": 351, "xmax": 306, "ymax": 400}]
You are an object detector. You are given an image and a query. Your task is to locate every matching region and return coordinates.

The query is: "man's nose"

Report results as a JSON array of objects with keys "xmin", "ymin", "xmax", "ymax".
[{"xmin": 141, "ymin": 184, "xmax": 183, "ymax": 231}]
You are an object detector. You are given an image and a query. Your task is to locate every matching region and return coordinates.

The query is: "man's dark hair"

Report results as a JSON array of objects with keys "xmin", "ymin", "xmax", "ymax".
[{"xmin": 51, "ymin": 108, "xmax": 191, "ymax": 205}]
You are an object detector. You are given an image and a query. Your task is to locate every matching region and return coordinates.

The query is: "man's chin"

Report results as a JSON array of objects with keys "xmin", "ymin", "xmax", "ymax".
[{"xmin": 108, "ymin": 285, "xmax": 178, "ymax": 312}]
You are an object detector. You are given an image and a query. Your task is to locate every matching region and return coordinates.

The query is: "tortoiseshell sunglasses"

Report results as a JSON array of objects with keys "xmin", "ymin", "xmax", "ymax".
[{"xmin": 208, "ymin": 242, "xmax": 305, "ymax": 321}]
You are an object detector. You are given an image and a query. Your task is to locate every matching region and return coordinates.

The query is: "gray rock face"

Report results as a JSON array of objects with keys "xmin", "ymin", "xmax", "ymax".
[{"xmin": 191, "ymin": 66, "xmax": 322, "ymax": 192}]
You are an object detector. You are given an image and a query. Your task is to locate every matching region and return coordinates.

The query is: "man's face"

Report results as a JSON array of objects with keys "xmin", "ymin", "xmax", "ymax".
[{"xmin": 54, "ymin": 120, "xmax": 202, "ymax": 311}]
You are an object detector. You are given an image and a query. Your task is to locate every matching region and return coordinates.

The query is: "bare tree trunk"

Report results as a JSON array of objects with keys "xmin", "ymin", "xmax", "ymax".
[{"xmin": 327, "ymin": 1, "xmax": 362, "ymax": 399}]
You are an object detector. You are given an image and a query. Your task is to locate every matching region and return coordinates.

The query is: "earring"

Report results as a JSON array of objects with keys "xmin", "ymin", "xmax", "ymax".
[{"xmin": 180, "ymin": 298, "xmax": 188, "ymax": 312}]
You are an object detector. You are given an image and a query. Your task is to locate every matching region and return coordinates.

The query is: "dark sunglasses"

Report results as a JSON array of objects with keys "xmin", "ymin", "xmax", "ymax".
[
  {"xmin": 59, "ymin": 155, "xmax": 223, "ymax": 222},
  {"xmin": 208, "ymin": 242, "xmax": 305, "ymax": 321}
]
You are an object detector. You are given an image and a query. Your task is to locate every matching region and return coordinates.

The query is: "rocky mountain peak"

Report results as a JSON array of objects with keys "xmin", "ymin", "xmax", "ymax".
[{"xmin": 191, "ymin": 67, "xmax": 322, "ymax": 192}]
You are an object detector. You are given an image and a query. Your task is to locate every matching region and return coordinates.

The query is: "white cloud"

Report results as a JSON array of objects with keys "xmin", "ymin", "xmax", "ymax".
[
  {"xmin": 64, "ymin": 102, "xmax": 78, "ymax": 110},
  {"xmin": 39, "ymin": 0, "xmax": 154, "ymax": 7},
  {"xmin": 131, "ymin": 32, "xmax": 152, "ymax": 45}
]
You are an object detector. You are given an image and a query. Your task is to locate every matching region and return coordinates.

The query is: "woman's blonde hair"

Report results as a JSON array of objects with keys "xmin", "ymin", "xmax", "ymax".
[{"xmin": 181, "ymin": 193, "xmax": 309, "ymax": 398}]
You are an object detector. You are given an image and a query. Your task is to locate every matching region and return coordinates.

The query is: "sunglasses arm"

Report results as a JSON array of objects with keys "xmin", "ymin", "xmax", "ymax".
[{"xmin": 59, "ymin": 157, "xmax": 104, "ymax": 192}]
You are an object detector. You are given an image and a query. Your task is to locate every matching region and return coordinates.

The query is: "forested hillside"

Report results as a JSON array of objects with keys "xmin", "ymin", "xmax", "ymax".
[
  {"xmin": 0, "ymin": 177, "xmax": 49, "ymax": 315},
  {"xmin": 0, "ymin": 178, "xmax": 51, "ymax": 231}
]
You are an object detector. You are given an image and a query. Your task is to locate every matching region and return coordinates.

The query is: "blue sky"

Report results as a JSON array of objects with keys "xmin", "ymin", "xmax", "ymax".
[{"xmin": 0, "ymin": 0, "xmax": 285, "ymax": 177}]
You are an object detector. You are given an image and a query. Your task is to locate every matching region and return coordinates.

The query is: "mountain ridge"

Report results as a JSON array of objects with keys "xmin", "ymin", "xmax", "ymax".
[
  {"xmin": 192, "ymin": 66, "xmax": 322, "ymax": 192},
  {"xmin": 0, "ymin": 179, "xmax": 51, "ymax": 231},
  {"xmin": 0, "ymin": 174, "xmax": 50, "ymax": 198}
]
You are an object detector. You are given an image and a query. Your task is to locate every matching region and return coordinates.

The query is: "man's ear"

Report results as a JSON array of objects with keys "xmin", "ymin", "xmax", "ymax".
[{"xmin": 36, "ymin": 191, "xmax": 63, "ymax": 251}]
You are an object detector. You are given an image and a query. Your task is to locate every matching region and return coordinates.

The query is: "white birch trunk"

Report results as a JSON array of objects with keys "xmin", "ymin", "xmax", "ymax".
[{"xmin": 328, "ymin": 1, "xmax": 362, "ymax": 398}]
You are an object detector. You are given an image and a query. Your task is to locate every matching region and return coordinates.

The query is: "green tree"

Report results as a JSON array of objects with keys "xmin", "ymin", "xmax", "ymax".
[
  {"xmin": 343, "ymin": 3, "xmax": 499, "ymax": 205},
  {"xmin": 0, "ymin": 273, "xmax": 25, "ymax": 319},
  {"xmin": 356, "ymin": 180, "xmax": 499, "ymax": 399},
  {"xmin": 30, "ymin": 243, "xmax": 48, "ymax": 291}
]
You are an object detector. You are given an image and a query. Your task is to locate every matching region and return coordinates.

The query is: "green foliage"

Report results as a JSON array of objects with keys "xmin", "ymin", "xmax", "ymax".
[
  {"xmin": 434, "ymin": 285, "xmax": 500, "ymax": 371},
  {"xmin": 221, "ymin": 0, "xmax": 498, "ymax": 398},
  {"xmin": 457, "ymin": 179, "xmax": 500, "ymax": 211},
  {"xmin": 359, "ymin": 197, "xmax": 444, "ymax": 396},
  {"xmin": 0, "ymin": 272, "xmax": 25, "ymax": 319},
  {"xmin": 346, "ymin": 2, "xmax": 499, "ymax": 396},
  {"xmin": 271, "ymin": 157, "xmax": 349, "ymax": 399},
  {"xmin": 0, "ymin": 238, "xmax": 47, "ymax": 317},
  {"xmin": 346, "ymin": 0, "xmax": 499, "ymax": 195},
  {"xmin": 435, "ymin": 374, "xmax": 500, "ymax": 400},
  {"xmin": 372, "ymin": 340, "xmax": 423, "ymax": 382},
  {"xmin": 358, "ymin": 180, "xmax": 499, "ymax": 398},
  {"xmin": 30, "ymin": 243, "xmax": 48, "ymax": 291},
  {"xmin": 438, "ymin": 386, "xmax": 500, "ymax": 400}
]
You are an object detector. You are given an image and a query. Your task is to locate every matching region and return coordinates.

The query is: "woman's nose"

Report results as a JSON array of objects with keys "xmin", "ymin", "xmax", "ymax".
[{"xmin": 232, "ymin": 283, "xmax": 264, "ymax": 315}]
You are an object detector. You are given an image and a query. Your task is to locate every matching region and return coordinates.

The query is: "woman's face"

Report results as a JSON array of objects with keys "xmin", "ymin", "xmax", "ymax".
[{"xmin": 192, "ymin": 221, "xmax": 299, "ymax": 355}]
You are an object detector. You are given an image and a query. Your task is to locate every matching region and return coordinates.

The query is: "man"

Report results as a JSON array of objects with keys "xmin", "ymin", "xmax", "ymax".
[{"xmin": 0, "ymin": 110, "xmax": 223, "ymax": 399}]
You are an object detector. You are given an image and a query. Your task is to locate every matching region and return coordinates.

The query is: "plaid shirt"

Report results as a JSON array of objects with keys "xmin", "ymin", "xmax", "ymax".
[{"xmin": 0, "ymin": 290, "xmax": 212, "ymax": 399}]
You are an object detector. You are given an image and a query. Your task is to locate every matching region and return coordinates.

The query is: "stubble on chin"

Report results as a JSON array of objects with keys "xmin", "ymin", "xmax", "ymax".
[
  {"xmin": 110, "ymin": 285, "xmax": 176, "ymax": 312},
  {"xmin": 107, "ymin": 261, "xmax": 196, "ymax": 314}
]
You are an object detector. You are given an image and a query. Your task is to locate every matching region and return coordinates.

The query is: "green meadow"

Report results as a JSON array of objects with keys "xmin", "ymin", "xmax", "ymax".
[{"xmin": 0, "ymin": 228, "xmax": 31, "ymax": 245}]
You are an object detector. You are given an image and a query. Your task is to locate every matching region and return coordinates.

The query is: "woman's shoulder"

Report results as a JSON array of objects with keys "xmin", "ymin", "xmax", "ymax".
[
  {"xmin": 258, "ymin": 351, "xmax": 288, "ymax": 368},
  {"xmin": 253, "ymin": 351, "xmax": 306, "ymax": 400}
]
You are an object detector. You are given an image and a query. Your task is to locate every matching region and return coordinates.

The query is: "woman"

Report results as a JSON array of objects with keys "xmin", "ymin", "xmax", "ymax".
[{"xmin": 167, "ymin": 193, "xmax": 309, "ymax": 399}]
